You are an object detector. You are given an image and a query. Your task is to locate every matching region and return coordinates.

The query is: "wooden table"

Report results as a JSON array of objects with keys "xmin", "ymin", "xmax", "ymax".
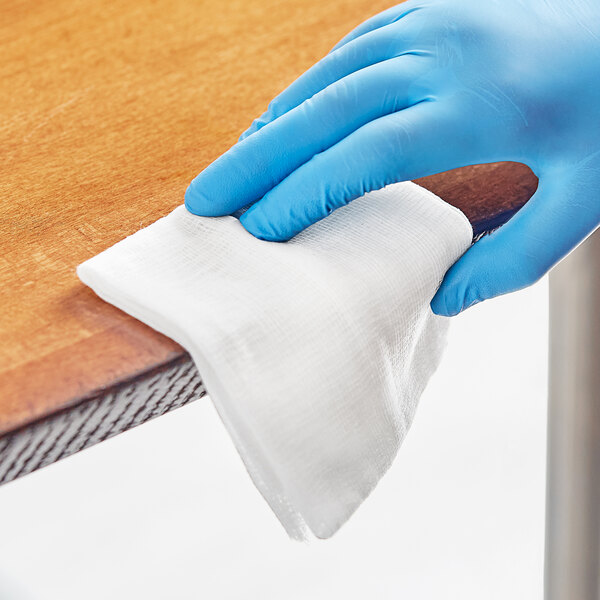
[{"xmin": 0, "ymin": 0, "xmax": 537, "ymax": 484}]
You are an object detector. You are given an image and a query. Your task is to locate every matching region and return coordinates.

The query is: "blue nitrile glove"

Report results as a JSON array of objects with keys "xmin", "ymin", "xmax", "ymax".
[{"xmin": 185, "ymin": 0, "xmax": 600, "ymax": 316}]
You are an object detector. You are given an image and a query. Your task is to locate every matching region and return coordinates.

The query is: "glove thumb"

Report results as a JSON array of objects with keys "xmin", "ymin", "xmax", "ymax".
[{"xmin": 431, "ymin": 167, "xmax": 600, "ymax": 316}]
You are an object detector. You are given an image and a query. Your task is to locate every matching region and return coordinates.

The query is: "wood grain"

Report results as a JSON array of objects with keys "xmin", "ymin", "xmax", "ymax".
[
  {"xmin": 0, "ymin": 357, "xmax": 204, "ymax": 485},
  {"xmin": 0, "ymin": 0, "xmax": 537, "ymax": 482}
]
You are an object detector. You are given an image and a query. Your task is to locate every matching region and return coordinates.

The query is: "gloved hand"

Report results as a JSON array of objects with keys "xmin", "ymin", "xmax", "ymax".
[{"xmin": 185, "ymin": 0, "xmax": 600, "ymax": 316}]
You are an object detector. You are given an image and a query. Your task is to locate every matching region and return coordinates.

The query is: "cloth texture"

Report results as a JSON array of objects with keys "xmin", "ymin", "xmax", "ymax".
[{"xmin": 77, "ymin": 182, "xmax": 472, "ymax": 540}]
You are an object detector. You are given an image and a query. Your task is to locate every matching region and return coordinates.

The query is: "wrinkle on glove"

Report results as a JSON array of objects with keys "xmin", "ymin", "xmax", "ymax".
[{"xmin": 77, "ymin": 182, "xmax": 472, "ymax": 540}]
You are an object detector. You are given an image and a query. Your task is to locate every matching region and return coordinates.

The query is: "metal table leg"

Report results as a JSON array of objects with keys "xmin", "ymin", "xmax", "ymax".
[{"xmin": 546, "ymin": 230, "xmax": 600, "ymax": 599}]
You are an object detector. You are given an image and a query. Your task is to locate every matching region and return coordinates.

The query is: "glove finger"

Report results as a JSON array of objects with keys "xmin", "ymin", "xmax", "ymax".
[
  {"xmin": 186, "ymin": 55, "xmax": 429, "ymax": 217},
  {"xmin": 431, "ymin": 169, "xmax": 600, "ymax": 316},
  {"xmin": 331, "ymin": 1, "xmax": 424, "ymax": 53},
  {"xmin": 240, "ymin": 21, "xmax": 424, "ymax": 142},
  {"xmin": 240, "ymin": 100, "xmax": 477, "ymax": 241}
]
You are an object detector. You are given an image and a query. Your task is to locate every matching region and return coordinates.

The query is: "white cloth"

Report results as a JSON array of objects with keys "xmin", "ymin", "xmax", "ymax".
[{"xmin": 77, "ymin": 182, "xmax": 472, "ymax": 540}]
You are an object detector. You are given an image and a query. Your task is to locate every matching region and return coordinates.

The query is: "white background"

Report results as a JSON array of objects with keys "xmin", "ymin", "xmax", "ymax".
[{"xmin": 0, "ymin": 278, "xmax": 548, "ymax": 600}]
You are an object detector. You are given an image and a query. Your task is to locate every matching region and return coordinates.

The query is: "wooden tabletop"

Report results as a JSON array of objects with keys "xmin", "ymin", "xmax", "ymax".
[{"xmin": 0, "ymin": 0, "xmax": 537, "ymax": 484}]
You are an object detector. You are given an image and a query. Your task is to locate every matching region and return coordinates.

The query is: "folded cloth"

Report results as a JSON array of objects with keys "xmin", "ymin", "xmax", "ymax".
[{"xmin": 77, "ymin": 182, "xmax": 472, "ymax": 540}]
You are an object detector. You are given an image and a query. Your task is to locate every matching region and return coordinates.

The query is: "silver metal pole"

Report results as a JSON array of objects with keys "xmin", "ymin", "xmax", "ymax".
[{"xmin": 546, "ymin": 230, "xmax": 600, "ymax": 599}]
